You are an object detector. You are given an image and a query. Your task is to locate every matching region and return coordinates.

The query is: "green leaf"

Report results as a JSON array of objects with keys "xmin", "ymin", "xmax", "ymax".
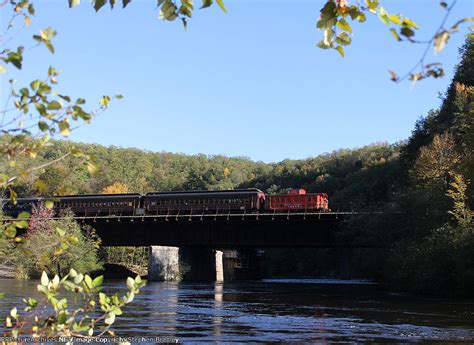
[
  {"xmin": 123, "ymin": 291, "xmax": 134, "ymax": 303},
  {"xmin": 201, "ymin": 0, "xmax": 212, "ymax": 9},
  {"xmin": 127, "ymin": 277, "xmax": 135, "ymax": 290},
  {"xmin": 38, "ymin": 121, "xmax": 49, "ymax": 131},
  {"xmin": 317, "ymin": 1, "xmax": 337, "ymax": 30},
  {"xmin": 41, "ymin": 272, "xmax": 49, "ymax": 286},
  {"xmin": 44, "ymin": 200, "xmax": 54, "ymax": 209},
  {"xmin": 365, "ymin": 0, "xmax": 379, "ymax": 12},
  {"xmin": 105, "ymin": 312, "xmax": 116, "ymax": 325},
  {"xmin": 10, "ymin": 307, "xmax": 17, "ymax": 319},
  {"xmin": 336, "ymin": 18, "xmax": 352, "ymax": 33},
  {"xmin": 38, "ymin": 83, "xmax": 52, "ymax": 94},
  {"xmin": 323, "ymin": 29, "xmax": 334, "ymax": 47},
  {"xmin": 433, "ymin": 31, "xmax": 449, "ymax": 54},
  {"xmin": 59, "ymin": 120, "xmax": 71, "ymax": 136},
  {"xmin": 52, "ymin": 275, "xmax": 60, "ymax": 289},
  {"xmin": 47, "ymin": 101, "xmax": 62, "ymax": 110},
  {"xmin": 34, "ymin": 102, "xmax": 47, "ymax": 116},
  {"xmin": 400, "ymin": 27, "xmax": 415, "ymax": 38},
  {"xmin": 56, "ymin": 227, "xmax": 66, "ymax": 236},
  {"xmin": 216, "ymin": 0, "xmax": 227, "ymax": 13},
  {"xmin": 160, "ymin": 1, "xmax": 178, "ymax": 20},
  {"xmin": 94, "ymin": 0, "xmax": 107, "ymax": 11},
  {"xmin": 57, "ymin": 298, "xmax": 67, "ymax": 309},
  {"xmin": 99, "ymin": 292, "xmax": 107, "ymax": 305},
  {"xmin": 45, "ymin": 41, "xmax": 55, "ymax": 54},
  {"xmin": 377, "ymin": 8, "xmax": 390, "ymax": 25},
  {"xmin": 402, "ymin": 17, "xmax": 418, "ymax": 29},
  {"xmin": 388, "ymin": 14, "xmax": 402, "ymax": 25},
  {"xmin": 69, "ymin": 0, "xmax": 81, "ymax": 7},
  {"xmin": 389, "ymin": 28, "xmax": 401, "ymax": 41},
  {"xmin": 84, "ymin": 275, "xmax": 93, "ymax": 288},
  {"xmin": 5, "ymin": 225, "xmax": 16, "ymax": 238},
  {"xmin": 69, "ymin": 268, "xmax": 78, "ymax": 278},
  {"xmin": 92, "ymin": 275, "xmax": 104, "ymax": 287},
  {"xmin": 48, "ymin": 66, "xmax": 57, "ymax": 77},
  {"xmin": 14, "ymin": 220, "xmax": 28, "ymax": 229},
  {"xmin": 7, "ymin": 52, "xmax": 22, "ymax": 69},
  {"xmin": 356, "ymin": 12, "xmax": 366, "ymax": 23},
  {"xmin": 30, "ymin": 80, "xmax": 41, "ymax": 91},
  {"xmin": 59, "ymin": 94, "xmax": 71, "ymax": 102},
  {"xmin": 335, "ymin": 45, "xmax": 344, "ymax": 57},
  {"xmin": 74, "ymin": 273, "xmax": 84, "ymax": 284},
  {"xmin": 19, "ymin": 88, "xmax": 29, "ymax": 97},
  {"xmin": 40, "ymin": 27, "xmax": 57, "ymax": 40},
  {"xmin": 440, "ymin": 1, "xmax": 448, "ymax": 8},
  {"xmin": 58, "ymin": 311, "xmax": 67, "ymax": 324},
  {"xmin": 99, "ymin": 95, "xmax": 111, "ymax": 107},
  {"xmin": 335, "ymin": 32, "xmax": 351, "ymax": 46},
  {"xmin": 17, "ymin": 211, "xmax": 30, "ymax": 220},
  {"xmin": 123, "ymin": 0, "xmax": 132, "ymax": 8}
]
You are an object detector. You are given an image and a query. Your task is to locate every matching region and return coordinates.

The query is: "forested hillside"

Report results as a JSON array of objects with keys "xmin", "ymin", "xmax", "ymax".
[{"xmin": 8, "ymin": 137, "xmax": 401, "ymax": 206}]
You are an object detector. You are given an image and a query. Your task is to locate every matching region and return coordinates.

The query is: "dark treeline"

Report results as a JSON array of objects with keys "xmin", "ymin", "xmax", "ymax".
[{"xmin": 6, "ymin": 39, "xmax": 473, "ymax": 296}]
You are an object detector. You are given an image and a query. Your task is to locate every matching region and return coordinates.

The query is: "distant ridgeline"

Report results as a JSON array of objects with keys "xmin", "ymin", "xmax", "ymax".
[{"xmin": 10, "ymin": 141, "xmax": 402, "ymax": 205}]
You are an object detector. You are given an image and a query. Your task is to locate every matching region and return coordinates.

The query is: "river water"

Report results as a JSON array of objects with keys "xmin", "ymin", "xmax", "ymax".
[{"xmin": 0, "ymin": 278, "xmax": 473, "ymax": 343}]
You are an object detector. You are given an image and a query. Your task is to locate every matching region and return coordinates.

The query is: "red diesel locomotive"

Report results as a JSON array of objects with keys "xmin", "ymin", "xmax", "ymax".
[{"xmin": 267, "ymin": 189, "xmax": 328, "ymax": 211}]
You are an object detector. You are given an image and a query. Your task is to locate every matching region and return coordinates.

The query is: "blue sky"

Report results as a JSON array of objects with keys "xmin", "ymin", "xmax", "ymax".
[{"xmin": 2, "ymin": 0, "xmax": 473, "ymax": 162}]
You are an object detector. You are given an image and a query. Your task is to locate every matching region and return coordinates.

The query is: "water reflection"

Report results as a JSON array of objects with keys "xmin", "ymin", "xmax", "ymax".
[
  {"xmin": 0, "ymin": 278, "xmax": 473, "ymax": 343},
  {"xmin": 145, "ymin": 282, "xmax": 178, "ymax": 336},
  {"xmin": 213, "ymin": 283, "xmax": 223, "ymax": 338}
]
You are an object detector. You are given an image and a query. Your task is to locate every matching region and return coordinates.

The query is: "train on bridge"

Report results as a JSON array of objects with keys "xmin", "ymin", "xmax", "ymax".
[{"xmin": 3, "ymin": 188, "xmax": 329, "ymax": 217}]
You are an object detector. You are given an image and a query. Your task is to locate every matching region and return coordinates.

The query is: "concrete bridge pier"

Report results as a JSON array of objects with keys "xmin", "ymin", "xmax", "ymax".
[
  {"xmin": 148, "ymin": 246, "xmax": 263, "ymax": 282},
  {"xmin": 148, "ymin": 246, "xmax": 181, "ymax": 281},
  {"xmin": 148, "ymin": 246, "xmax": 223, "ymax": 282}
]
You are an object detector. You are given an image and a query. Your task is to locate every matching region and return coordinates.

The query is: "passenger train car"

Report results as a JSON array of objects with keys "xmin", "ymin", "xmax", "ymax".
[
  {"xmin": 144, "ymin": 189, "xmax": 266, "ymax": 214},
  {"xmin": 3, "ymin": 194, "xmax": 142, "ymax": 217}
]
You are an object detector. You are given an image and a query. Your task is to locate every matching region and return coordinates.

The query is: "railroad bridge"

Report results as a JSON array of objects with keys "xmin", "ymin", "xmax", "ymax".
[
  {"xmin": 76, "ymin": 210, "xmax": 352, "ymax": 282},
  {"xmin": 85, "ymin": 211, "xmax": 343, "ymax": 247}
]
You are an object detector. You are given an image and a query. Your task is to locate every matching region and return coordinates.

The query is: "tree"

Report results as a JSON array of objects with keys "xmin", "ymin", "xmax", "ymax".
[
  {"xmin": 101, "ymin": 182, "xmax": 129, "ymax": 194},
  {"xmin": 411, "ymin": 132, "xmax": 462, "ymax": 190},
  {"xmin": 447, "ymin": 173, "xmax": 473, "ymax": 227},
  {"xmin": 19, "ymin": 205, "xmax": 102, "ymax": 278}
]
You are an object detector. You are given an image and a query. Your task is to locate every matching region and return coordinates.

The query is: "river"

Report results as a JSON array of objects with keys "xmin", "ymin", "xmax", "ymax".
[{"xmin": 0, "ymin": 278, "xmax": 473, "ymax": 343}]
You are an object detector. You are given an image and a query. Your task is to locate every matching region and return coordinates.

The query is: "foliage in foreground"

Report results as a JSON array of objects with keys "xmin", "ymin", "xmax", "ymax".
[
  {"xmin": 0, "ymin": 205, "xmax": 102, "ymax": 279},
  {"xmin": 4, "ymin": 270, "xmax": 145, "ymax": 341}
]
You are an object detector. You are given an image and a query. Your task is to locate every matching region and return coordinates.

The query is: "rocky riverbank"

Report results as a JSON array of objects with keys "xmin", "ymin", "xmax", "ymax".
[{"xmin": 0, "ymin": 265, "xmax": 15, "ymax": 279}]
